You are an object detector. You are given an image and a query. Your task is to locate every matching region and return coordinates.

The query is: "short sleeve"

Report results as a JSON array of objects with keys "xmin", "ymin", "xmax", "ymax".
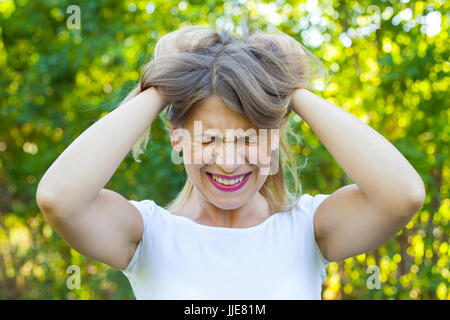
[
  {"xmin": 121, "ymin": 199, "xmax": 156, "ymax": 276},
  {"xmin": 296, "ymin": 193, "xmax": 332, "ymax": 276}
]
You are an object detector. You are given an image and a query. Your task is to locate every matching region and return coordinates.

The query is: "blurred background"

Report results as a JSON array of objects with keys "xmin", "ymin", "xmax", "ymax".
[{"xmin": 0, "ymin": 0, "xmax": 448, "ymax": 299}]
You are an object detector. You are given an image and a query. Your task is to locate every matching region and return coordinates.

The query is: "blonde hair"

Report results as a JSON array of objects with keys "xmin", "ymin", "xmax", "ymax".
[{"xmin": 121, "ymin": 25, "xmax": 327, "ymax": 214}]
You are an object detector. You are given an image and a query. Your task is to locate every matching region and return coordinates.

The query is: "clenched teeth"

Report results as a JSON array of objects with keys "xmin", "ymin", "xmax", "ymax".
[{"xmin": 211, "ymin": 174, "xmax": 245, "ymax": 185}]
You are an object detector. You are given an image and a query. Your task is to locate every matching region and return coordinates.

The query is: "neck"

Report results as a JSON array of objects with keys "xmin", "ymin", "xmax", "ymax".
[{"xmin": 186, "ymin": 188, "xmax": 271, "ymax": 228}]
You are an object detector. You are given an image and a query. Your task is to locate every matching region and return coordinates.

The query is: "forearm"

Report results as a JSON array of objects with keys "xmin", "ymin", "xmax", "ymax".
[
  {"xmin": 292, "ymin": 88, "xmax": 426, "ymax": 215},
  {"xmin": 36, "ymin": 86, "xmax": 165, "ymax": 213}
]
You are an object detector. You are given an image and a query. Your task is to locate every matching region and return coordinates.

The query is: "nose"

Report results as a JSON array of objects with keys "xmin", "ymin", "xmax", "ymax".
[{"xmin": 214, "ymin": 141, "xmax": 246, "ymax": 173}]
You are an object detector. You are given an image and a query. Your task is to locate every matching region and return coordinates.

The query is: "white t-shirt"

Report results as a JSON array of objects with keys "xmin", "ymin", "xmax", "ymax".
[{"xmin": 121, "ymin": 193, "xmax": 331, "ymax": 300}]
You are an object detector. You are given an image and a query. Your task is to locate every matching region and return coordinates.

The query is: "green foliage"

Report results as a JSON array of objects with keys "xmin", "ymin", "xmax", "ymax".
[{"xmin": 0, "ymin": 0, "xmax": 448, "ymax": 299}]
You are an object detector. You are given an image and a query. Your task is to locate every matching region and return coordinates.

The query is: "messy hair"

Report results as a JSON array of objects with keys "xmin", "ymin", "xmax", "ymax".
[{"xmin": 121, "ymin": 25, "xmax": 328, "ymax": 214}]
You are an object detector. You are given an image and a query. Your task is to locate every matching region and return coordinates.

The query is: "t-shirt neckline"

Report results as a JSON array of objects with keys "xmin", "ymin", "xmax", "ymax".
[{"xmin": 159, "ymin": 206, "xmax": 287, "ymax": 234}]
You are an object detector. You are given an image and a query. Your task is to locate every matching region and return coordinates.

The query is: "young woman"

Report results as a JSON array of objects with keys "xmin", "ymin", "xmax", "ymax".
[{"xmin": 36, "ymin": 25, "xmax": 426, "ymax": 299}]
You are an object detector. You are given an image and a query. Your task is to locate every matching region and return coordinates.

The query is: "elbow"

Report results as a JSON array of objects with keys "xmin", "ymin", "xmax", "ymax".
[
  {"xmin": 36, "ymin": 181, "xmax": 53, "ymax": 210},
  {"xmin": 396, "ymin": 184, "xmax": 426, "ymax": 218},
  {"xmin": 408, "ymin": 186, "xmax": 426, "ymax": 213},
  {"xmin": 36, "ymin": 188, "xmax": 61, "ymax": 219},
  {"xmin": 409, "ymin": 177, "xmax": 426, "ymax": 209},
  {"xmin": 36, "ymin": 192, "xmax": 54, "ymax": 216}
]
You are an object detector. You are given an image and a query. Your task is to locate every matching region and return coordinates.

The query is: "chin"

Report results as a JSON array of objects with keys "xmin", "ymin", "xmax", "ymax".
[
  {"xmin": 210, "ymin": 200, "xmax": 247, "ymax": 210},
  {"xmin": 204, "ymin": 190, "xmax": 250, "ymax": 207}
]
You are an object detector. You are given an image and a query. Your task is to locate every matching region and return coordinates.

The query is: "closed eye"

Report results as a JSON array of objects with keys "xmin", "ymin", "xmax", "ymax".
[
  {"xmin": 202, "ymin": 136, "xmax": 218, "ymax": 144},
  {"xmin": 239, "ymin": 136, "xmax": 257, "ymax": 145}
]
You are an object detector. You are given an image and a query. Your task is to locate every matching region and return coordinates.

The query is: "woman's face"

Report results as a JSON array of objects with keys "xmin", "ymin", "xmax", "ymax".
[{"xmin": 170, "ymin": 94, "xmax": 280, "ymax": 210}]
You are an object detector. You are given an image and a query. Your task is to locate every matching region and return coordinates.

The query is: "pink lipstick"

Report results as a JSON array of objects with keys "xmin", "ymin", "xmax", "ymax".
[{"xmin": 206, "ymin": 171, "xmax": 252, "ymax": 192}]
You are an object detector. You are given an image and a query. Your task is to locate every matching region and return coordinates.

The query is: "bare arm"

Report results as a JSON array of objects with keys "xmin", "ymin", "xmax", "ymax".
[
  {"xmin": 291, "ymin": 89, "xmax": 426, "ymax": 262},
  {"xmin": 256, "ymin": 30, "xmax": 426, "ymax": 261},
  {"xmin": 36, "ymin": 86, "xmax": 165, "ymax": 269}
]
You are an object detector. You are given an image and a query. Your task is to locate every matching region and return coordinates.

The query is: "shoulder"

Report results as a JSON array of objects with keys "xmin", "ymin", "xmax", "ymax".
[
  {"xmin": 128, "ymin": 199, "xmax": 171, "ymax": 232},
  {"xmin": 286, "ymin": 193, "xmax": 331, "ymax": 220},
  {"xmin": 128, "ymin": 199, "xmax": 157, "ymax": 212},
  {"xmin": 128, "ymin": 199, "xmax": 157, "ymax": 222},
  {"xmin": 290, "ymin": 193, "xmax": 332, "ymax": 269},
  {"xmin": 121, "ymin": 199, "xmax": 168, "ymax": 274}
]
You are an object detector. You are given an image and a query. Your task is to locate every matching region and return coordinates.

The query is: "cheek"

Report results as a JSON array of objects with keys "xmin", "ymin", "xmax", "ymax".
[
  {"xmin": 246, "ymin": 145, "xmax": 259, "ymax": 165},
  {"xmin": 182, "ymin": 140, "xmax": 207, "ymax": 165},
  {"xmin": 255, "ymin": 172, "xmax": 269, "ymax": 188},
  {"xmin": 202, "ymin": 144, "xmax": 217, "ymax": 165},
  {"xmin": 248, "ymin": 142, "xmax": 272, "ymax": 167},
  {"xmin": 184, "ymin": 164, "xmax": 204, "ymax": 183}
]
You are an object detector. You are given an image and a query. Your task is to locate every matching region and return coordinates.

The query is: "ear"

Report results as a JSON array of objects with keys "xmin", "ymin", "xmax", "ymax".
[{"xmin": 170, "ymin": 123, "xmax": 183, "ymax": 152}]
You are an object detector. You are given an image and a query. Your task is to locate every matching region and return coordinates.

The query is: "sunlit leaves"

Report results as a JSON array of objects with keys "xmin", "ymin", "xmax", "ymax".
[{"xmin": 0, "ymin": 0, "xmax": 448, "ymax": 299}]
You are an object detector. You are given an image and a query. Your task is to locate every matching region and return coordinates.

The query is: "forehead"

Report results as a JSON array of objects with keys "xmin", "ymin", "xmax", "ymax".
[{"xmin": 183, "ymin": 94, "xmax": 258, "ymax": 132}]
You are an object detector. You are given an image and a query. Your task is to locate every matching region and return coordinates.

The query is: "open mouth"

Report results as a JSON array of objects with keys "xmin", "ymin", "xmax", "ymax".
[{"xmin": 206, "ymin": 171, "xmax": 252, "ymax": 192}]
